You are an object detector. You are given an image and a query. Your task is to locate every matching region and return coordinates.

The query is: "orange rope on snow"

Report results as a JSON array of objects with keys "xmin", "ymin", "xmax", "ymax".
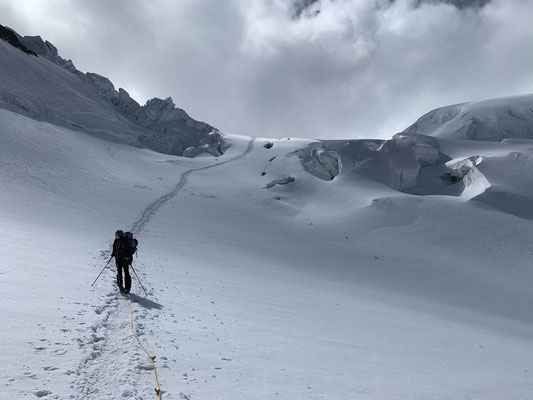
[{"xmin": 123, "ymin": 294, "xmax": 162, "ymax": 399}]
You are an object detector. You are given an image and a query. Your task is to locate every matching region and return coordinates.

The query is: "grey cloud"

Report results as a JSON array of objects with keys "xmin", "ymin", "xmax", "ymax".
[
  {"xmin": 292, "ymin": 0, "xmax": 321, "ymax": 18},
  {"xmin": 0, "ymin": 0, "xmax": 532, "ymax": 139},
  {"xmin": 417, "ymin": 0, "xmax": 492, "ymax": 9},
  {"xmin": 294, "ymin": 0, "xmax": 492, "ymax": 19}
]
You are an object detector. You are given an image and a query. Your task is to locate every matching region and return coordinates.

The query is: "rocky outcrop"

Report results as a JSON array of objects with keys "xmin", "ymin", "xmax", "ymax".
[
  {"xmin": 81, "ymin": 76, "xmax": 225, "ymax": 157},
  {"xmin": 79, "ymin": 73, "xmax": 225, "ymax": 156},
  {"xmin": 77, "ymin": 66, "xmax": 224, "ymax": 157},
  {"xmin": 0, "ymin": 24, "xmax": 36, "ymax": 56},
  {"xmin": 15, "ymin": 33, "xmax": 76, "ymax": 72}
]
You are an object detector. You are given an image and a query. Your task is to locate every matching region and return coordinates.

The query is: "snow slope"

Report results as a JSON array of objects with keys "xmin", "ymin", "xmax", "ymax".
[
  {"xmin": 0, "ymin": 108, "xmax": 254, "ymax": 399},
  {"xmin": 2, "ymin": 26, "xmax": 533, "ymax": 400}
]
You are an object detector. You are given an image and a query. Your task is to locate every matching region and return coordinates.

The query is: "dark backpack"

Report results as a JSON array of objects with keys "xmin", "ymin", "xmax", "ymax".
[{"xmin": 123, "ymin": 231, "xmax": 138, "ymax": 256}]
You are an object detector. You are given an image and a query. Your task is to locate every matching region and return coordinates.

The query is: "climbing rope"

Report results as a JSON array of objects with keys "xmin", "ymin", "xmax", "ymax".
[{"xmin": 123, "ymin": 294, "xmax": 162, "ymax": 399}]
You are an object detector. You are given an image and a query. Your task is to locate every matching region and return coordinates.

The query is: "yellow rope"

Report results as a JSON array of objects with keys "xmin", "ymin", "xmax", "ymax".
[{"xmin": 123, "ymin": 294, "xmax": 162, "ymax": 399}]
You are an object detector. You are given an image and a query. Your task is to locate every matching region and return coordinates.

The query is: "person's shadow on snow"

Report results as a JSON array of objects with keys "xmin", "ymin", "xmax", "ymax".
[{"xmin": 127, "ymin": 293, "xmax": 163, "ymax": 310}]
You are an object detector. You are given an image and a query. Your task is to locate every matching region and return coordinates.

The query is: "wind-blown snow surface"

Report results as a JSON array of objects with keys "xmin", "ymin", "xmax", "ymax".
[{"xmin": 2, "ymin": 104, "xmax": 533, "ymax": 399}]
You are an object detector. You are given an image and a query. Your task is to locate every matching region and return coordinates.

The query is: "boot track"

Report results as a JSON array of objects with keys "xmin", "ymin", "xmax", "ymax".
[{"xmin": 76, "ymin": 137, "xmax": 255, "ymax": 399}]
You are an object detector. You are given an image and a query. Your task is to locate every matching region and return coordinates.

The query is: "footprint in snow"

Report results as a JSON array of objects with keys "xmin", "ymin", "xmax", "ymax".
[
  {"xmin": 34, "ymin": 389, "xmax": 51, "ymax": 397},
  {"xmin": 136, "ymin": 364, "xmax": 154, "ymax": 371}
]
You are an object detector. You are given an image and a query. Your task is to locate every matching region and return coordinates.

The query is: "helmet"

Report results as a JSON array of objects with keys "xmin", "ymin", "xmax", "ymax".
[{"xmin": 115, "ymin": 230, "xmax": 124, "ymax": 238}]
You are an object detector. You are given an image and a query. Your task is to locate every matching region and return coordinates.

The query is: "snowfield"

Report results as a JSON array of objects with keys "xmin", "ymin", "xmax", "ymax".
[{"xmin": 2, "ymin": 28, "xmax": 533, "ymax": 400}]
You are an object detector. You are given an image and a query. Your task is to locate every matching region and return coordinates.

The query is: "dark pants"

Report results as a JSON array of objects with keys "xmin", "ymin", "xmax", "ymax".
[{"xmin": 116, "ymin": 258, "xmax": 131, "ymax": 291}]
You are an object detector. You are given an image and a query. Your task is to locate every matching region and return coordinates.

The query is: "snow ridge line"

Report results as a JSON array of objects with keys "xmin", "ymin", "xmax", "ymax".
[{"xmin": 130, "ymin": 136, "xmax": 255, "ymax": 235}]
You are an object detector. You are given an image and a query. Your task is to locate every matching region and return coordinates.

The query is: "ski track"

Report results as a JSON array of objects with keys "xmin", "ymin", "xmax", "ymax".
[{"xmin": 74, "ymin": 137, "xmax": 255, "ymax": 399}]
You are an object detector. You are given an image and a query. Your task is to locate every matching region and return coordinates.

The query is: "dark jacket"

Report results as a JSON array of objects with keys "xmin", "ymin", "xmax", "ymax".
[{"xmin": 112, "ymin": 237, "xmax": 132, "ymax": 263}]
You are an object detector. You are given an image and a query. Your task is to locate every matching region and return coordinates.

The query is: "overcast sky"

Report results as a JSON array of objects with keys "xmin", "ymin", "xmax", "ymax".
[{"xmin": 1, "ymin": 0, "xmax": 532, "ymax": 139}]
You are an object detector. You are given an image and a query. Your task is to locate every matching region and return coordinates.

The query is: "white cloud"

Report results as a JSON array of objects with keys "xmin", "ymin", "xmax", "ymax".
[{"xmin": 1, "ymin": 0, "xmax": 532, "ymax": 139}]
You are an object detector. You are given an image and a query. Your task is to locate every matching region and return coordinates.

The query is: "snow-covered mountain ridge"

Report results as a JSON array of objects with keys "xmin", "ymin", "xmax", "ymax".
[
  {"xmin": 0, "ymin": 23, "xmax": 224, "ymax": 157},
  {"xmin": 404, "ymin": 94, "xmax": 533, "ymax": 141}
]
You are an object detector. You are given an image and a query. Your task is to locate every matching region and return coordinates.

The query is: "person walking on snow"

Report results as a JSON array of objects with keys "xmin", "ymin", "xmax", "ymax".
[{"xmin": 112, "ymin": 230, "xmax": 132, "ymax": 294}]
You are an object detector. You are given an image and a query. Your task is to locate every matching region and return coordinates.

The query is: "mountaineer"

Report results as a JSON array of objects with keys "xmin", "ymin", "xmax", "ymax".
[{"xmin": 111, "ymin": 230, "xmax": 137, "ymax": 293}]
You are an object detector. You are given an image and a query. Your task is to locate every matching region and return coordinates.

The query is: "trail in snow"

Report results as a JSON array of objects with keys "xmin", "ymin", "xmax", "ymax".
[
  {"xmin": 131, "ymin": 137, "xmax": 255, "ymax": 235},
  {"xmin": 75, "ymin": 138, "xmax": 254, "ymax": 399}
]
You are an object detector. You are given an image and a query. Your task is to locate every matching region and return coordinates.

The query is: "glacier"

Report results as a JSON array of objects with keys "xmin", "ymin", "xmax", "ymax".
[{"xmin": 2, "ymin": 24, "xmax": 533, "ymax": 400}]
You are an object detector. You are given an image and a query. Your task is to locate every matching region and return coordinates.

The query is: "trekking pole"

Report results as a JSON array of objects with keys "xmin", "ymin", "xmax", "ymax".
[
  {"xmin": 91, "ymin": 256, "xmax": 113, "ymax": 287},
  {"xmin": 130, "ymin": 263, "xmax": 148, "ymax": 296}
]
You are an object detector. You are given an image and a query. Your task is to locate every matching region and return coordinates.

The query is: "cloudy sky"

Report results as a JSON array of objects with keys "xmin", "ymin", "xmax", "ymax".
[{"xmin": 1, "ymin": 0, "xmax": 532, "ymax": 139}]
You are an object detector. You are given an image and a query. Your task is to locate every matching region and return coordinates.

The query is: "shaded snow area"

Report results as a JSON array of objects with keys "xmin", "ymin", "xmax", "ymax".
[{"xmin": 2, "ymin": 103, "xmax": 533, "ymax": 399}]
